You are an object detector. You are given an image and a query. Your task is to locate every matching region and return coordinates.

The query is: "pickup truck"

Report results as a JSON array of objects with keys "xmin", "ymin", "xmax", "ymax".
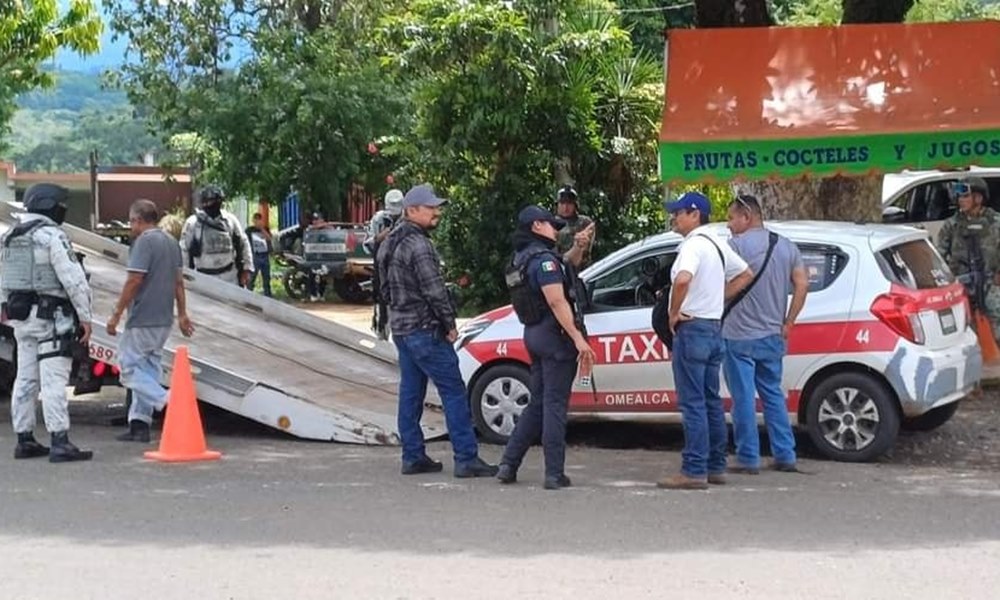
[{"xmin": 275, "ymin": 222, "xmax": 373, "ymax": 303}]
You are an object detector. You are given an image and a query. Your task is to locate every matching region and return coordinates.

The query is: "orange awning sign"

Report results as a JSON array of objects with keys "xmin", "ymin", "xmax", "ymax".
[{"xmin": 659, "ymin": 21, "xmax": 1000, "ymax": 183}]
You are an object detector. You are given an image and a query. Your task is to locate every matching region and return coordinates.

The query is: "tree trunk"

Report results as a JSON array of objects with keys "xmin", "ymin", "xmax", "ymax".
[
  {"xmin": 732, "ymin": 175, "xmax": 882, "ymax": 222},
  {"xmin": 694, "ymin": 0, "xmax": 772, "ymax": 27},
  {"xmin": 841, "ymin": 0, "xmax": 915, "ymax": 24}
]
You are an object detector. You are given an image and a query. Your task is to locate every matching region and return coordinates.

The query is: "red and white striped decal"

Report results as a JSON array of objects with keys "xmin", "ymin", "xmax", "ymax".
[{"xmin": 463, "ymin": 320, "xmax": 900, "ymax": 366}]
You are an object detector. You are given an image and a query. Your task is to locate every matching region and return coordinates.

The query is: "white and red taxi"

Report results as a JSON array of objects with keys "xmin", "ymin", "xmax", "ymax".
[{"xmin": 455, "ymin": 221, "xmax": 982, "ymax": 462}]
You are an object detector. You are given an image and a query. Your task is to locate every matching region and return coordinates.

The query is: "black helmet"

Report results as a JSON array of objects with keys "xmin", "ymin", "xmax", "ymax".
[
  {"xmin": 24, "ymin": 183, "xmax": 69, "ymax": 225},
  {"xmin": 198, "ymin": 185, "xmax": 225, "ymax": 207},
  {"xmin": 557, "ymin": 185, "xmax": 578, "ymax": 203}
]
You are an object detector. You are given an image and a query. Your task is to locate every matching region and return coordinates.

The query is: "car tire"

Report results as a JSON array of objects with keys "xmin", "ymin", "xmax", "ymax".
[
  {"xmin": 333, "ymin": 276, "xmax": 372, "ymax": 304},
  {"xmin": 282, "ymin": 269, "xmax": 308, "ymax": 300},
  {"xmin": 902, "ymin": 401, "xmax": 960, "ymax": 432},
  {"xmin": 469, "ymin": 363, "xmax": 531, "ymax": 445},
  {"xmin": 804, "ymin": 372, "xmax": 900, "ymax": 462}
]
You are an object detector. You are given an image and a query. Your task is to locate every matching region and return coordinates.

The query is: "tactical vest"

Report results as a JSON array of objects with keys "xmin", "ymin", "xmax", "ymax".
[
  {"xmin": 0, "ymin": 221, "xmax": 62, "ymax": 294},
  {"xmin": 194, "ymin": 214, "xmax": 236, "ymax": 273},
  {"xmin": 507, "ymin": 248, "xmax": 575, "ymax": 326}
]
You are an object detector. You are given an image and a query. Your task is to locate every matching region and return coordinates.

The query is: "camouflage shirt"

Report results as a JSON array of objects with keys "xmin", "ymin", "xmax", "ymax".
[
  {"xmin": 556, "ymin": 213, "xmax": 594, "ymax": 268},
  {"xmin": 936, "ymin": 207, "xmax": 1000, "ymax": 276}
]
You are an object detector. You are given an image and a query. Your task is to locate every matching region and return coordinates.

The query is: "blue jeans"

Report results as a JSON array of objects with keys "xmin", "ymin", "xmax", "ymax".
[
  {"xmin": 249, "ymin": 254, "xmax": 271, "ymax": 296},
  {"xmin": 723, "ymin": 335, "xmax": 797, "ymax": 467},
  {"xmin": 393, "ymin": 330, "xmax": 479, "ymax": 465},
  {"xmin": 119, "ymin": 326, "xmax": 172, "ymax": 425},
  {"xmin": 672, "ymin": 319, "xmax": 727, "ymax": 478}
]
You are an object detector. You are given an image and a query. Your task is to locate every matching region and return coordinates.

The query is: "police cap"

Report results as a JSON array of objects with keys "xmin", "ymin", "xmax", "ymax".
[{"xmin": 518, "ymin": 204, "xmax": 566, "ymax": 230}]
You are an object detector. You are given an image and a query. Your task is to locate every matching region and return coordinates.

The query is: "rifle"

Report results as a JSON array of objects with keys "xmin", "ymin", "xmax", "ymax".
[{"xmin": 962, "ymin": 232, "xmax": 1000, "ymax": 361}]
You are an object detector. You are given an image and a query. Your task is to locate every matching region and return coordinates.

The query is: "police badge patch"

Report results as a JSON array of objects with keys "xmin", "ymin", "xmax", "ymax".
[{"xmin": 541, "ymin": 260, "xmax": 558, "ymax": 272}]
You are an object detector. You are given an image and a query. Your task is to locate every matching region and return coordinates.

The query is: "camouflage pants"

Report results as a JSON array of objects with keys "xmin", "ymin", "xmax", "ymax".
[{"xmin": 983, "ymin": 285, "xmax": 1000, "ymax": 341}]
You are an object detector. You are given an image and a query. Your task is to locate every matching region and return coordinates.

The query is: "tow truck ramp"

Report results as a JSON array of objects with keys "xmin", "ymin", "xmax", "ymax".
[{"xmin": 0, "ymin": 202, "xmax": 445, "ymax": 444}]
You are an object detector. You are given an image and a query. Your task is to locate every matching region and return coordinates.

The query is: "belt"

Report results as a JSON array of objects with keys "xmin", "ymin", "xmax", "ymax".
[{"xmin": 197, "ymin": 263, "xmax": 235, "ymax": 275}]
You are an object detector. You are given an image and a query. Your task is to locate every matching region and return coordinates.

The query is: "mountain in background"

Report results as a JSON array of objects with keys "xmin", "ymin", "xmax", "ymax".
[{"xmin": 8, "ymin": 70, "xmax": 161, "ymax": 173}]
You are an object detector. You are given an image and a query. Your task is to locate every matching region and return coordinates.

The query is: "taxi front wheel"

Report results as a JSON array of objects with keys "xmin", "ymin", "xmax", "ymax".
[
  {"xmin": 469, "ymin": 364, "xmax": 531, "ymax": 445},
  {"xmin": 805, "ymin": 372, "xmax": 900, "ymax": 462}
]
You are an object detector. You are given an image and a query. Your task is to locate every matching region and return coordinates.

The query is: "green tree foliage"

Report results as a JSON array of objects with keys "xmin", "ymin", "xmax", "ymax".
[
  {"xmin": 381, "ymin": 0, "xmax": 665, "ymax": 308},
  {"xmin": 105, "ymin": 0, "xmax": 407, "ymax": 215},
  {"xmin": 0, "ymin": 0, "xmax": 102, "ymax": 151}
]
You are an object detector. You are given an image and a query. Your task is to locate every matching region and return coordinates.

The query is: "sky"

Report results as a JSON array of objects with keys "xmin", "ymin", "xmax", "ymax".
[{"xmin": 52, "ymin": 1, "xmax": 128, "ymax": 71}]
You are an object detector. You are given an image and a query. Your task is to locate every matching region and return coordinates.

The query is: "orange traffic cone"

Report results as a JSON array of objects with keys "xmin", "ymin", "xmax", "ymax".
[
  {"xmin": 975, "ymin": 311, "xmax": 1000, "ymax": 364},
  {"xmin": 144, "ymin": 345, "xmax": 222, "ymax": 463}
]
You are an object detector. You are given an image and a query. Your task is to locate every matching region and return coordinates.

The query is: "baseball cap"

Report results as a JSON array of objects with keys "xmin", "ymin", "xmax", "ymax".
[
  {"xmin": 518, "ymin": 204, "xmax": 566, "ymax": 230},
  {"xmin": 665, "ymin": 191, "xmax": 711, "ymax": 215},
  {"xmin": 402, "ymin": 184, "xmax": 448, "ymax": 208}
]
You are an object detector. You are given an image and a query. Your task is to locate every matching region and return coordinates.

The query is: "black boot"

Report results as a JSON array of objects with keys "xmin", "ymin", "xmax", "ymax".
[
  {"xmin": 116, "ymin": 420, "xmax": 151, "ymax": 443},
  {"xmin": 49, "ymin": 431, "xmax": 93, "ymax": 463},
  {"xmin": 14, "ymin": 431, "xmax": 50, "ymax": 459}
]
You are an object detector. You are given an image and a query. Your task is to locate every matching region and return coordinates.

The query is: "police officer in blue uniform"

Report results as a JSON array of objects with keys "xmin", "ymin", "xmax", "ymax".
[{"xmin": 498, "ymin": 205, "xmax": 595, "ymax": 490}]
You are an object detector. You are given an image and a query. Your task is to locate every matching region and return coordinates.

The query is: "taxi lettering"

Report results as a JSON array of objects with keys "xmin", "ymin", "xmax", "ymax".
[
  {"xmin": 604, "ymin": 392, "xmax": 671, "ymax": 406},
  {"xmin": 595, "ymin": 333, "xmax": 669, "ymax": 365}
]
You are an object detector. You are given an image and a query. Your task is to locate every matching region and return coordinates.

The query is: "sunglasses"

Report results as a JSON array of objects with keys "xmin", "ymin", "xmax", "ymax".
[
  {"xmin": 731, "ymin": 195, "xmax": 760, "ymax": 214},
  {"xmin": 951, "ymin": 182, "xmax": 974, "ymax": 198}
]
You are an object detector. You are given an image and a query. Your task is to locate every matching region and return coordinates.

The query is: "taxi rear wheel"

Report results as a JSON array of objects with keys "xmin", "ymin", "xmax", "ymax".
[
  {"xmin": 470, "ymin": 364, "xmax": 531, "ymax": 445},
  {"xmin": 805, "ymin": 372, "xmax": 900, "ymax": 462}
]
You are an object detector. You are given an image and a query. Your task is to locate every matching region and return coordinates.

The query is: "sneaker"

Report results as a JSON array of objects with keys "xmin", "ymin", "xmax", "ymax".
[
  {"xmin": 708, "ymin": 473, "xmax": 727, "ymax": 485},
  {"xmin": 454, "ymin": 456, "xmax": 499, "ymax": 478},
  {"xmin": 543, "ymin": 474, "xmax": 572, "ymax": 490},
  {"xmin": 656, "ymin": 474, "xmax": 709, "ymax": 490},
  {"xmin": 496, "ymin": 464, "xmax": 518, "ymax": 484},
  {"xmin": 401, "ymin": 455, "xmax": 443, "ymax": 475}
]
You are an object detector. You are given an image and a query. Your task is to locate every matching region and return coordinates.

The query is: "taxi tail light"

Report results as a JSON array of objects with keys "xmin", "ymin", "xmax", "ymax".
[
  {"xmin": 345, "ymin": 231, "xmax": 357, "ymax": 253},
  {"xmin": 92, "ymin": 361, "xmax": 106, "ymax": 377},
  {"xmin": 870, "ymin": 292, "xmax": 926, "ymax": 345}
]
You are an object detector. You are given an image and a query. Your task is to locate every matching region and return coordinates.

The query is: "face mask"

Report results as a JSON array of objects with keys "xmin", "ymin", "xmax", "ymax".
[{"xmin": 203, "ymin": 203, "xmax": 222, "ymax": 218}]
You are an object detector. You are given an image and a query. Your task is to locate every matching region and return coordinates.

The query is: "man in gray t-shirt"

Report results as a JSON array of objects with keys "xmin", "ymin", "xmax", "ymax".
[
  {"xmin": 722, "ymin": 195, "xmax": 809, "ymax": 474},
  {"xmin": 106, "ymin": 199, "xmax": 195, "ymax": 442}
]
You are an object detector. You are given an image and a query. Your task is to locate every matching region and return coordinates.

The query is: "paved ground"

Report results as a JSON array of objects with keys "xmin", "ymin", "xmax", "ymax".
[{"xmin": 0, "ymin": 388, "xmax": 999, "ymax": 599}]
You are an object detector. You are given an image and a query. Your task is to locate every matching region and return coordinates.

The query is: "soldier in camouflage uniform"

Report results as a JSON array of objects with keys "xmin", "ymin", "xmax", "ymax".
[
  {"xmin": 554, "ymin": 185, "xmax": 596, "ymax": 269},
  {"xmin": 935, "ymin": 176, "xmax": 1000, "ymax": 339}
]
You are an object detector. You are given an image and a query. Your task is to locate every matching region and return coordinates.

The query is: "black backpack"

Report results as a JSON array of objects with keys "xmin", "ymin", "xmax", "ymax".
[{"xmin": 651, "ymin": 231, "xmax": 778, "ymax": 351}]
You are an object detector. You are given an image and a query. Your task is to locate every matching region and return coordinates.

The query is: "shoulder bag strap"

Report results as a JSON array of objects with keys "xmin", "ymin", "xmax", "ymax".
[{"xmin": 723, "ymin": 231, "xmax": 779, "ymax": 320}]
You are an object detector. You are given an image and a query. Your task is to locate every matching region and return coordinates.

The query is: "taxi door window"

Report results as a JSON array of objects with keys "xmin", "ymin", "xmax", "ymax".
[
  {"xmin": 588, "ymin": 250, "xmax": 675, "ymax": 312},
  {"xmin": 797, "ymin": 244, "xmax": 849, "ymax": 292}
]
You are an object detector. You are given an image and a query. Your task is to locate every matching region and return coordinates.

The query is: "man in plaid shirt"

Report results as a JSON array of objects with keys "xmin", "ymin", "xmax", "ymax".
[{"xmin": 377, "ymin": 184, "xmax": 499, "ymax": 478}]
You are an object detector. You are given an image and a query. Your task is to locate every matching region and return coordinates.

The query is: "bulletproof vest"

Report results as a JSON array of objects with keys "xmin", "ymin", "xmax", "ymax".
[
  {"xmin": 0, "ymin": 221, "xmax": 62, "ymax": 294},
  {"xmin": 507, "ymin": 248, "xmax": 566, "ymax": 326},
  {"xmin": 952, "ymin": 213, "xmax": 997, "ymax": 274},
  {"xmin": 195, "ymin": 214, "xmax": 236, "ymax": 270}
]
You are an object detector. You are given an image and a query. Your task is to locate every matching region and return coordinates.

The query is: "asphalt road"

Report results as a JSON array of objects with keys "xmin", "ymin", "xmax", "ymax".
[{"xmin": 0, "ymin": 393, "xmax": 998, "ymax": 599}]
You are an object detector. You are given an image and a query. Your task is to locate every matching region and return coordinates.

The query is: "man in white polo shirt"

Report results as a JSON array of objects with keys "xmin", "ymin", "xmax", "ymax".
[{"xmin": 657, "ymin": 192, "xmax": 752, "ymax": 490}]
